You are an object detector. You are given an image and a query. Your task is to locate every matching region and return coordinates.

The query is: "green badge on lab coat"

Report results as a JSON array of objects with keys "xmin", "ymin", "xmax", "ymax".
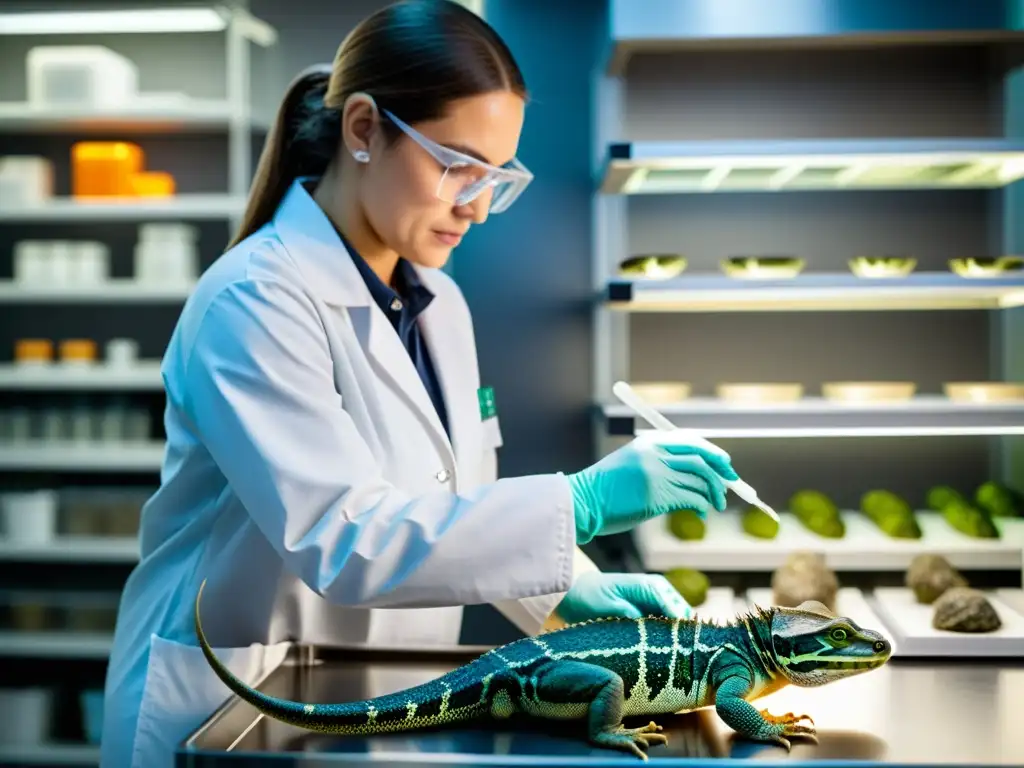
[{"xmin": 478, "ymin": 386, "xmax": 497, "ymax": 420}]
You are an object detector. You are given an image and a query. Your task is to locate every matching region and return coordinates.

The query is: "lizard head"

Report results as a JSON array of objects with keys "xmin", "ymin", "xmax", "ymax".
[{"xmin": 768, "ymin": 600, "xmax": 892, "ymax": 687}]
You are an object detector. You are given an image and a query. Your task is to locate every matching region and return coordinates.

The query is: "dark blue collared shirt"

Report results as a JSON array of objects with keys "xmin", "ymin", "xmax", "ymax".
[{"xmin": 340, "ymin": 236, "xmax": 450, "ymax": 438}]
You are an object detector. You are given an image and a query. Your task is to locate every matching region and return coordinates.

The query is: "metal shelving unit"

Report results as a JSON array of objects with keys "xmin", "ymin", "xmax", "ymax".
[
  {"xmin": 605, "ymin": 272, "xmax": 1024, "ymax": 312},
  {"xmin": 0, "ymin": 194, "xmax": 246, "ymax": 222},
  {"xmin": 0, "ymin": 279, "xmax": 194, "ymax": 303},
  {"xmin": 0, "ymin": 443, "xmax": 166, "ymax": 471},
  {"xmin": 0, "ymin": 631, "xmax": 113, "ymax": 659},
  {"xmin": 0, "ymin": 536, "xmax": 139, "ymax": 563},
  {"xmin": 601, "ymin": 397, "xmax": 1024, "ymax": 438},
  {"xmin": 0, "ymin": 362, "xmax": 164, "ymax": 389},
  {"xmin": 0, "ymin": 99, "xmax": 263, "ymax": 133},
  {"xmin": 0, "ymin": 743, "xmax": 101, "ymax": 766},
  {"xmin": 634, "ymin": 511, "xmax": 1024, "ymax": 572},
  {"xmin": 0, "ymin": 5, "xmax": 278, "ymax": 760},
  {"xmin": 591, "ymin": 1, "xmax": 1024, "ymax": 602},
  {"xmin": 599, "ymin": 138, "xmax": 1024, "ymax": 195}
]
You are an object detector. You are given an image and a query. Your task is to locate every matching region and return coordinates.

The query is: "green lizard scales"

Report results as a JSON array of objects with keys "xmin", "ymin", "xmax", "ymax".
[{"xmin": 194, "ymin": 581, "xmax": 891, "ymax": 760}]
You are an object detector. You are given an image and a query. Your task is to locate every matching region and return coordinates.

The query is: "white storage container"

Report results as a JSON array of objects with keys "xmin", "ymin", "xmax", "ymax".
[
  {"xmin": 1, "ymin": 491, "xmax": 58, "ymax": 544},
  {"xmin": 47, "ymin": 240, "xmax": 75, "ymax": 284},
  {"xmin": 69, "ymin": 241, "xmax": 110, "ymax": 284},
  {"xmin": 105, "ymin": 338, "xmax": 139, "ymax": 367},
  {"xmin": 0, "ymin": 156, "xmax": 53, "ymax": 207},
  {"xmin": 27, "ymin": 46, "xmax": 138, "ymax": 108},
  {"xmin": 13, "ymin": 241, "xmax": 51, "ymax": 284},
  {"xmin": 0, "ymin": 688, "xmax": 53, "ymax": 745},
  {"xmin": 135, "ymin": 222, "xmax": 198, "ymax": 284}
]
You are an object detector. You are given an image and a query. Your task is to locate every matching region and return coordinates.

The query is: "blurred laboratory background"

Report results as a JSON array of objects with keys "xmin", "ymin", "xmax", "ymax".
[{"xmin": 2, "ymin": 0, "xmax": 1024, "ymax": 764}]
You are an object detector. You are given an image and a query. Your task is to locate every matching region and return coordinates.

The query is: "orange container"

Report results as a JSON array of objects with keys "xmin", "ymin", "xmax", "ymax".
[
  {"xmin": 131, "ymin": 171, "xmax": 175, "ymax": 197},
  {"xmin": 14, "ymin": 339, "xmax": 54, "ymax": 363},
  {"xmin": 59, "ymin": 339, "xmax": 98, "ymax": 363},
  {"xmin": 71, "ymin": 142, "xmax": 144, "ymax": 197}
]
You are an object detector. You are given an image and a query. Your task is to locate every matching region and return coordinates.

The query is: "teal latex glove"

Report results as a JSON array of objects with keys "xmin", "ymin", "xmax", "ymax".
[
  {"xmin": 557, "ymin": 571, "xmax": 693, "ymax": 624},
  {"xmin": 568, "ymin": 432, "xmax": 739, "ymax": 545}
]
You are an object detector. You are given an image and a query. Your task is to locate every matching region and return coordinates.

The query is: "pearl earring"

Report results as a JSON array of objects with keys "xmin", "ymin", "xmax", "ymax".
[{"xmin": 352, "ymin": 149, "xmax": 370, "ymax": 163}]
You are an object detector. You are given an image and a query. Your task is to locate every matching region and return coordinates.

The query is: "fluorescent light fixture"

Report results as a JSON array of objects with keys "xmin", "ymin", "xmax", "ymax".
[
  {"xmin": 0, "ymin": 8, "xmax": 225, "ymax": 34},
  {"xmin": 608, "ymin": 273, "xmax": 1024, "ymax": 313},
  {"xmin": 635, "ymin": 426, "xmax": 1024, "ymax": 438},
  {"xmin": 0, "ymin": 7, "xmax": 277, "ymax": 45},
  {"xmin": 602, "ymin": 140, "xmax": 1024, "ymax": 194}
]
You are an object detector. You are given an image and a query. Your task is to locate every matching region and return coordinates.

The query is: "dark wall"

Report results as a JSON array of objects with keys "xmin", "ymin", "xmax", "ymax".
[
  {"xmin": 450, "ymin": 0, "xmax": 607, "ymax": 644},
  {"xmin": 453, "ymin": 0, "xmax": 605, "ymax": 481}
]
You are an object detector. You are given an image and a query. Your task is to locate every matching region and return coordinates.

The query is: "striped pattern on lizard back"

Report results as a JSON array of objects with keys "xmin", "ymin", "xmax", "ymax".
[{"xmin": 195, "ymin": 573, "xmax": 780, "ymax": 736}]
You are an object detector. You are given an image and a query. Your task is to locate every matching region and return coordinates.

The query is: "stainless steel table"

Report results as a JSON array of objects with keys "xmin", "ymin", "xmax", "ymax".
[{"xmin": 178, "ymin": 644, "xmax": 1024, "ymax": 767}]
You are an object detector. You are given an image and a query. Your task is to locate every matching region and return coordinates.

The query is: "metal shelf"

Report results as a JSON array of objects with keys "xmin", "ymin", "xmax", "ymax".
[
  {"xmin": 600, "ymin": 139, "xmax": 1024, "ymax": 195},
  {"xmin": 601, "ymin": 397, "xmax": 1024, "ymax": 438},
  {"xmin": 0, "ymin": 743, "xmax": 99, "ymax": 766},
  {"xmin": 0, "ymin": 362, "xmax": 163, "ymax": 390},
  {"xmin": 604, "ymin": 0, "xmax": 1024, "ymax": 74},
  {"xmin": 0, "ymin": 100, "xmax": 268, "ymax": 133},
  {"xmin": 0, "ymin": 630, "xmax": 112, "ymax": 658},
  {"xmin": 0, "ymin": 194, "xmax": 244, "ymax": 221},
  {"xmin": 0, "ymin": 536, "xmax": 138, "ymax": 563},
  {"xmin": 0, "ymin": 442, "xmax": 164, "ymax": 471},
  {"xmin": 605, "ymin": 272, "xmax": 1024, "ymax": 312},
  {"xmin": 634, "ymin": 510, "xmax": 1024, "ymax": 572},
  {"xmin": 0, "ymin": 279, "xmax": 193, "ymax": 303}
]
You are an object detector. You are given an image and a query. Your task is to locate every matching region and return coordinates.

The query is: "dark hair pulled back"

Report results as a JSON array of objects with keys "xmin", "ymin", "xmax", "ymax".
[{"xmin": 228, "ymin": 0, "xmax": 526, "ymax": 248}]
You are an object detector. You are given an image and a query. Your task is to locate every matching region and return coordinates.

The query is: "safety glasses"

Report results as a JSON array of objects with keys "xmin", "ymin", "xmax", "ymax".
[{"xmin": 382, "ymin": 109, "xmax": 533, "ymax": 213}]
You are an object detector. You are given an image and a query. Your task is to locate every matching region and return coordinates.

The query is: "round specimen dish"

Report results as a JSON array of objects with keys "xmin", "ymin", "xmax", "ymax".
[
  {"xmin": 716, "ymin": 382, "xmax": 804, "ymax": 403},
  {"xmin": 949, "ymin": 256, "xmax": 1024, "ymax": 278},
  {"xmin": 721, "ymin": 255, "xmax": 805, "ymax": 279},
  {"xmin": 629, "ymin": 381, "xmax": 691, "ymax": 403},
  {"xmin": 822, "ymin": 381, "xmax": 917, "ymax": 403},
  {"xmin": 943, "ymin": 382, "xmax": 1024, "ymax": 403},
  {"xmin": 849, "ymin": 255, "xmax": 917, "ymax": 278},
  {"xmin": 617, "ymin": 254, "xmax": 687, "ymax": 280}
]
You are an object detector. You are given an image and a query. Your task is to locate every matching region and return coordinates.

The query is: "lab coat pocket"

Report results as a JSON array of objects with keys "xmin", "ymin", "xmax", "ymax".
[{"xmin": 130, "ymin": 633, "xmax": 290, "ymax": 768}]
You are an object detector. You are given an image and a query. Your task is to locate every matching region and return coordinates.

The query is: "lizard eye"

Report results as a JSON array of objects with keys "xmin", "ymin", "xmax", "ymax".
[{"xmin": 830, "ymin": 628, "xmax": 847, "ymax": 642}]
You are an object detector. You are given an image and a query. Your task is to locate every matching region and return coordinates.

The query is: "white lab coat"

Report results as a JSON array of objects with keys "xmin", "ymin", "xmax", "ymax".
[{"xmin": 98, "ymin": 178, "xmax": 598, "ymax": 768}]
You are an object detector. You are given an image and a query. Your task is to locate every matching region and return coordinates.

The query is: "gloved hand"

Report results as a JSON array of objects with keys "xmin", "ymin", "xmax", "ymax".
[
  {"xmin": 556, "ymin": 571, "xmax": 693, "ymax": 624},
  {"xmin": 568, "ymin": 432, "xmax": 738, "ymax": 545}
]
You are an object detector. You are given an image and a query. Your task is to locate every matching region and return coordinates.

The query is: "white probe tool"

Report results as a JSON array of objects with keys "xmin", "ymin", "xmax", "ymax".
[{"xmin": 612, "ymin": 380, "xmax": 781, "ymax": 523}]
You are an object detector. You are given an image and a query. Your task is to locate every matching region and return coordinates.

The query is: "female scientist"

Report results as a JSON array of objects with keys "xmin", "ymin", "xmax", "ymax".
[{"xmin": 99, "ymin": 2, "xmax": 738, "ymax": 766}]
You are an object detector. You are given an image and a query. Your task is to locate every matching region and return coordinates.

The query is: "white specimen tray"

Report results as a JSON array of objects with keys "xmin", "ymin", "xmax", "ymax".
[
  {"xmin": 869, "ymin": 587, "xmax": 1024, "ymax": 657},
  {"xmin": 634, "ymin": 510, "xmax": 1024, "ymax": 572},
  {"xmin": 690, "ymin": 587, "xmax": 739, "ymax": 624},
  {"xmin": 744, "ymin": 587, "xmax": 899, "ymax": 655},
  {"xmin": 995, "ymin": 588, "xmax": 1024, "ymax": 617}
]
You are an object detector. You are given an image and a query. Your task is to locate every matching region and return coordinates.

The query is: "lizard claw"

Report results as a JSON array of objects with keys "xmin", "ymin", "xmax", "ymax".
[
  {"xmin": 760, "ymin": 709, "xmax": 815, "ymax": 727},
  {"xmin": 749, "ymin": 710, "xmax": 818, "ymax": 750},
  {"xmin": 593, "ymin": 721, "xmax": 668, "ymax": 760}
]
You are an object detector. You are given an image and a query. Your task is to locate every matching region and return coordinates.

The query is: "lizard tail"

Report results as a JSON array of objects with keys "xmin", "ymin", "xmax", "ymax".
[{"xmin": 194, "ymin": 579, "xmax": 492, "ymax": 735}]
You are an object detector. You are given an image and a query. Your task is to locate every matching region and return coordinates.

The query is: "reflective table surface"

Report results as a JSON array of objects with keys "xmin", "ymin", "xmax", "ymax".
[{"xmin": 179, "ymin": 644, "xmax": 1024, "ymax": 767}]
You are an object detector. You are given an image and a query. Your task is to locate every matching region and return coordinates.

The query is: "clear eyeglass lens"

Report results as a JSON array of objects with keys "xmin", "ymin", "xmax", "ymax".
[{"xmin": 437, "ymin": 164, "xmax": 519, "ymax": 211}]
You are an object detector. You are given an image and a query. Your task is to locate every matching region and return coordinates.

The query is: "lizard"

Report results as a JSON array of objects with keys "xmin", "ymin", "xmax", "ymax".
[{"xmin": 194, "ymin": 580, "xmax": 891, "ymax": 760}]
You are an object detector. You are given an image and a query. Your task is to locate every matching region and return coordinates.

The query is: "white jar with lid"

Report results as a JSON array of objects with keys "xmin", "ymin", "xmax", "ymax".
[
  {"xmin": 70, "ymin": 242, "xmax": 109, "ymax": 284},
  {"xmin": 13, "ymin": 241, "xmax": 50, "ymax": 284},
  {"xmin": 135, "ymin": 222, "xmax": 198, "ymax": 285}
]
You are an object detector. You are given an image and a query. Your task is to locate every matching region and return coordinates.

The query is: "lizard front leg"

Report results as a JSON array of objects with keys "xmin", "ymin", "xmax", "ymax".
[
  {"xmin": 714, "ymin": 675, "xmax": 817, "ymax": 750},
  {"xmin": 532, "ymin": 660, "xmax": 667, "ymax": 761}
]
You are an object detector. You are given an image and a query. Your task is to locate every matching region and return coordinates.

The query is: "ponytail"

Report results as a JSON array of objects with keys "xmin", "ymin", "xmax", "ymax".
[{"xmin": 227, "ymin": 64, "xmax": 341, "ymax": 248}]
